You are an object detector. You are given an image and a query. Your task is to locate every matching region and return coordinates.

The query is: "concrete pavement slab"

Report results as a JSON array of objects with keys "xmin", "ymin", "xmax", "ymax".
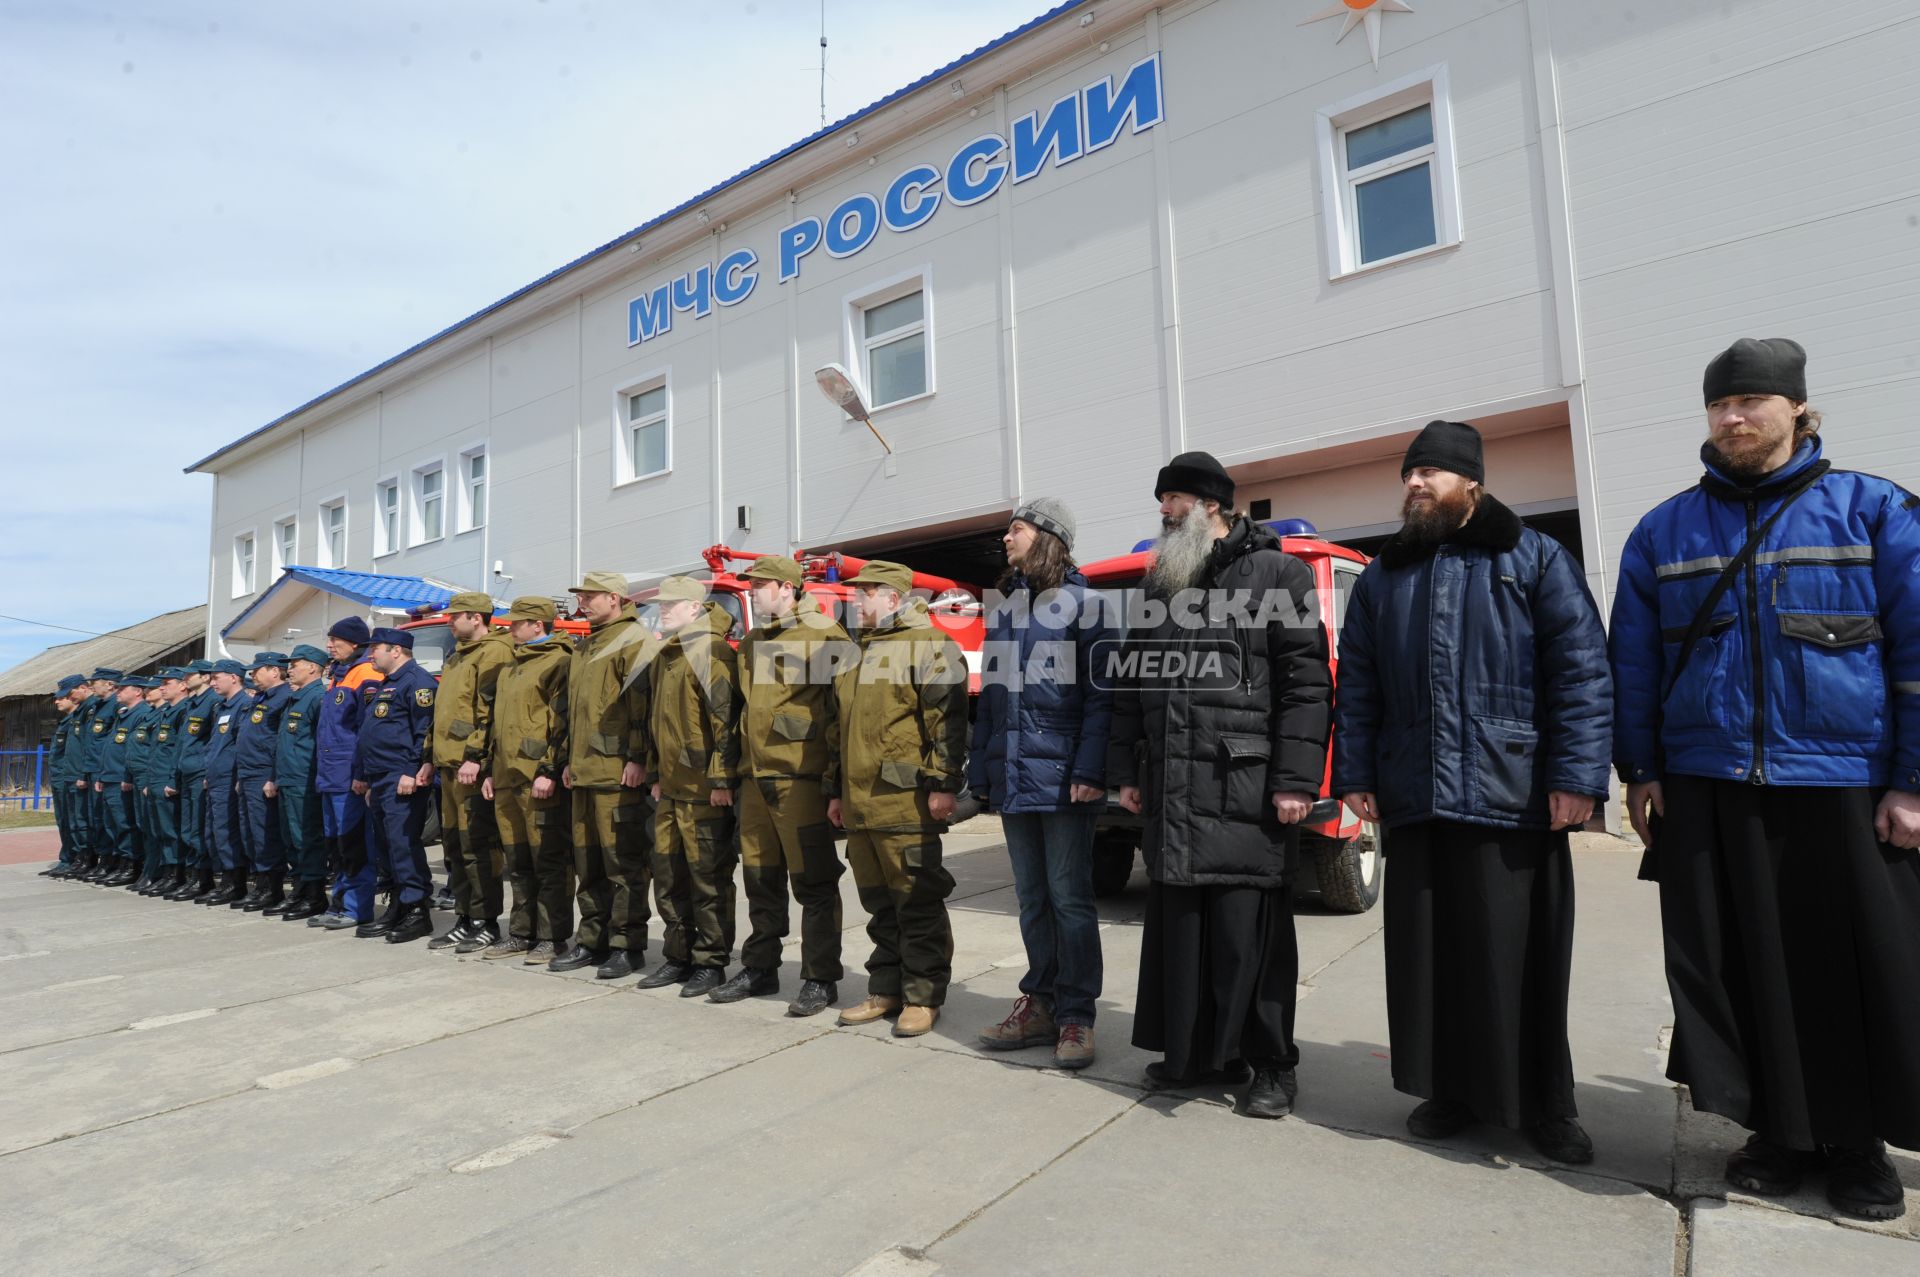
[{"xmin": 1688, "ymin": 1199, "xmax": 1919, "ymax": 1275}]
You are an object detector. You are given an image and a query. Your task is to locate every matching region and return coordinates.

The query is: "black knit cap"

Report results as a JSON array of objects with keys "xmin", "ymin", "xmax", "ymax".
[
  {"xmin": 1703, "ymin": 337, "xmax": 1807, "ymax": 406},
  {"xmin": 1401, "ymin": 420, "xmax": 1484, "ymax": 483},
  {"xmin": 1153, "ymin": 451, "xmax": 1234, "ymax": 508}
]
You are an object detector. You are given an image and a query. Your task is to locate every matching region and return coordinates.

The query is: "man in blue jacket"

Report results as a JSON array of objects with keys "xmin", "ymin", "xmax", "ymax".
[
  {"xmin": 1610, "ymin": 338, "xmax": 1920, "ymax": 1221},
  {"xmin": 1335, "ymin": 420, "xmax": 1611, "ymax": 1166},
  {"xmin": 312, "ymin": 618, "xmax": 384, "ymax": 930},
  {"xmin": 166, "ymin": 660, "xmax": 223, "ymax": 900},
  {"xmin": 199, "ymin": 661, "xmax": 252, "ymax": 905},
  {"xmin": 353, "ymin": 627, "xmax": 438, "ymax": 944},
  {"xmin": 232, "ymin": 653, "xmax": 292, "ymax": 912},
  {"xmin": 970, "ymin": 498, "xmax": 1115, "ymax": 1070},
  {"xmin": 78, "ymin": 668, "xmax": 126, "ymax": 881}
]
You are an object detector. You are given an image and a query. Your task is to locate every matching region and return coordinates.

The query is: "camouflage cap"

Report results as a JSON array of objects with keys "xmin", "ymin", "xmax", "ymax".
[
  {"xmin": 506, "ymin": 595, "xmax": 557, "ymax": 622},
  {"xmin": 844, "ymin": 560, "xmax": 914, "ymax": 594},
  {"xmin": 288, "ymin": 644, "xmax": 330, "ymax": 668},
  {"xmin": 447, "ymin": 591, "xmax": 495, "ymax": 616},
  {"xmin": 742, "ymin": 555, "xmax": 803, "ymax": 587},
  {"xmin": 654, "ymin": 575, "xmax": 710, "ymax": 605},
  {"xmin": 568, "ymin": 570, "xmax": 630, "ymax": 596}
]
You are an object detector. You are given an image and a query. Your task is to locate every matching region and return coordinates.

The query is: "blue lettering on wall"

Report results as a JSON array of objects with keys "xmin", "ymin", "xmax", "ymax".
[{"xmin": 627, "ymin": 52, "xmax": 1164, "ymax": 345}]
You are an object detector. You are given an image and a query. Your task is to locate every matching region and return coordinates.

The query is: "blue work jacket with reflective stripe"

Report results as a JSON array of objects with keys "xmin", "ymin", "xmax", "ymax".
[{"xmin": 1609, "ymin": 438, "xmax": 1920, "ymax": 791}]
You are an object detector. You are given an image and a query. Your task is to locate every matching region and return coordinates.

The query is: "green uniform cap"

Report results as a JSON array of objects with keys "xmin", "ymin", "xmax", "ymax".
[
  {"xmin": 654, "ymin": 575, "xmax": 710, "ymax": 605},
  {"xmin": 742, "ymin": 555, "xmax": 803, "ymax": 587},
  {"xmin": 506, "ymin": 595, "xmax": 557, "ymax": 622},
  {"xmin": 568, "ymin": 570, "xmax": 630, "ymax": 596},
  {"xmin": 844, "ymin": 560, "xmax": 914, "ymax": 594},
  {"xmin": 447, "ymin": 591, "xmax": 495, "ymax": 615}
]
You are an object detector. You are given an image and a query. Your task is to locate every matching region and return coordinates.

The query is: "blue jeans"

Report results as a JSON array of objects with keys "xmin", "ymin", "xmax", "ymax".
[{"xmin": 1002, "ymin": 809, "xmax": 1103, "ymax": 1027}]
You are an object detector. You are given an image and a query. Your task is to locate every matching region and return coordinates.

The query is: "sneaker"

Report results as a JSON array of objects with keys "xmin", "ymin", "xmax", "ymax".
[
  {"xmin": 1406, "ymin": 1098, "xmax": 1475, "ymax": 1140},
  {"xmin": 1526, "ymin": 1118, "xmax": 1594, "ymax": 1165},
  {"xmin": 1242, "ymin": 1067, "xmax": 1297, "ymax": 1119},
  {"xmin": 1824, "ymin": 1143, "xmax": 1906, "ymax": 1221},
  {"xmin": 523, "ymin": 940, "xmax": 558, "ymax": 965},
  {"xmin": 1726, "ymin": 1134, "xmax": 1810, "ymax": 1196},
  {"xmin": 977, "ymin": 994, "xmax": 1055, "ymax": 1051},
  {"xmin": 482, "ymin": 936, "xmax": 533, "ymax": 961},
  {"xmin": 1051, "ymin": 1024, "xmax": 1096, "ymax": 1070}
]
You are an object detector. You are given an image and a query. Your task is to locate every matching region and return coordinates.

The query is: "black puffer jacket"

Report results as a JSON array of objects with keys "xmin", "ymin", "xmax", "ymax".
[{"xmin": 1107, "ymin": 518, "xmax": 1333, "ymax": 887}]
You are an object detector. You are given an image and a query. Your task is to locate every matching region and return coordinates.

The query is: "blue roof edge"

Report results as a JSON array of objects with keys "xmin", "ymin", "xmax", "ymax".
[
  {"xmin": 184, "ymin": 0, "xmax": 1086, "ymax": 476},
  {"xmin": 219, "ymin": 567, "xmax": 458, "ymax": 638}
]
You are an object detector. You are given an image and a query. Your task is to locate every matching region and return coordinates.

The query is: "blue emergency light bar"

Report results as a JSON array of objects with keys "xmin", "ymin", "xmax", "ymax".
[{"xmin": 1131, "ymin": 517, "xmax": 1317, "ymax": 553}]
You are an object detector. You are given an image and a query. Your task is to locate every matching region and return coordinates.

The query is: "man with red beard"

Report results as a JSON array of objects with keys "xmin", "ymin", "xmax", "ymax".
[
  {"xmin": 1611, "ymin": 339, "xmax": 1920, "ymax": 1220},
  {"xmin": 1335, "ymin": 420, "xmax": 1611, "ymax": 1164}
]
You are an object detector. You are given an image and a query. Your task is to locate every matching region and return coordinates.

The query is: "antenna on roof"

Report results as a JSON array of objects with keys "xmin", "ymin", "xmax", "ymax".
[{"xmin": 819, "ymin": 1, "xmax": 828, "ymax": 128}]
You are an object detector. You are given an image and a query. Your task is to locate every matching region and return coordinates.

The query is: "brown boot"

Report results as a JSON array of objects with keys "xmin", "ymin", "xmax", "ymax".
[
  {"xmin": 893, "ymin": 1005, "xmax": 939, "ymax": 1037},
  {"xmin": 1052, "ymin": 1024, "xmax": 1096, "ymax": 1070},
  {"xmin": 977, "ymin": 994, "xmax": 1055, "ymax": 1051},
  {"xmin": 837, "ymin": 994, "xmax": 902, "ymax": 1026}
]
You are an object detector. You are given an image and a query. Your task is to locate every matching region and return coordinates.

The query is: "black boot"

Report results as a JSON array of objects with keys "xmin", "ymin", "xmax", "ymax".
[
  {"xmin": 168, "ymin": 868, "xmax": 205, "ymax": 901},
  {"xmin": 357, "ymin": 896, "xmax": 408, "ymax": 939},
  {"xmin": 234, "ymin": 878, "xmax": 271, "ymax": 911},
  {"xmin": 1241, "ymin": 1067, "xmax": 1298, "ymax": 1119},
  {"xmin": 786, "ymin": 979, "xmax": 838, "ymax": 1017},
  {"xmin": 94, "ymin": 855, "xmax": 126, "ymax": 883},
  {"xmin": 127, "ymin": 868, "xmax": 154, "ymax": 893},
  {"xmin": 261, "ymin": 878, "xmax": 296, "ymax": 915},
  {"xmin": 385, "ymin": 902, "xmax": 433, "ymax": 944},
  {"xmin": 280, "ymin": 882, "xmax": 327, "ymax": 922},
  {"xmin": 106, "ymin": 859, "xmax": 140, "ymax": 887},
  {"xmin": 202, "ymin": 871, "xmax": 242, "ymax": 906}
]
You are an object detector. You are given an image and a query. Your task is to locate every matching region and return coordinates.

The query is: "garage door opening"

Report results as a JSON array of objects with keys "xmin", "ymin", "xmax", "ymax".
[{"xmin": 819, "ymin": 510, "xmax": 1012, "ymax": 594}]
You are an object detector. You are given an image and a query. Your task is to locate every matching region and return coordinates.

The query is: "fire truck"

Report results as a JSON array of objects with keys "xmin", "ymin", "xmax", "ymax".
[{"xmin": 1078, "ymin": 521, "xmax": 1382, "ymax": 913}]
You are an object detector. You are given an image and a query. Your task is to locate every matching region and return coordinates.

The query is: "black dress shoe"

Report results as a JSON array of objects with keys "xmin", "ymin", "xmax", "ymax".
[
  {"xmin": 1242, "ymin": 1067, "xmax": 1298, "ymax": 1120},
  {"xmin": 455, "ymin": 923, "xmax": 501, "ymax": 955},
  {"xmin": 679, "ymin": 966, "xmax": 727, "ymax": 998},
  {"xmin": 428, "ymin": 919, "xmax": 476, "ymax": 950},
  {"xmin": 547, "ymin": 943, "xmax": 610, "ymax": 973},
  {"xmin": 594, "ymin": 949, "xmax": 644, "ymax": 980},
  {"xmin": 1726, "ymin": 1134, "xmax": 1812, "ymax": 1196},
  {"xmin": 1526, "ymin": 1118, "xmax": 1594, "ymax": 1165},
  {"xmin": 787, "ymin": 979, "xmax": 838, "ymax": 1017},
  {"xmin": 386, "ymin": 904, "xmax": 433, "ymax": 944},
  {"xmin": 635, "ymin": 959, "xmax": 696, "ymax": 990},
  {"xmin": 1406, "ymin": 1098, "xmax": 1475, "ymax": 1140},
  {"xmin": 708, "ymin": 967, "xmax": 778, "ymax": 1003},
  {"xmin": 1825, "ymin": 1143, "xmax": 1906, "ymax": 1220}
]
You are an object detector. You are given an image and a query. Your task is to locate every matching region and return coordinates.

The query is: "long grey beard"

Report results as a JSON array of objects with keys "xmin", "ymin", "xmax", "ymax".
[{"xmin": 1147, "ymin": 503, "xmax": 1215, "ymax": 596}]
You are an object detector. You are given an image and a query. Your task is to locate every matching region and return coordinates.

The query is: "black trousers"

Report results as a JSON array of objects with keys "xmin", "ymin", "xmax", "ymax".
[
  {"xmin": 1385, "ymin": 820, "xmax": 1577, "ymax": 1128},
  {"xmin": 1654, "ymin": 775, "xmax": 1920, "ymax": 1152},
  {"xmin": 1134, "ymin": 881, "xmax": 1299, "ymax": 1076}
]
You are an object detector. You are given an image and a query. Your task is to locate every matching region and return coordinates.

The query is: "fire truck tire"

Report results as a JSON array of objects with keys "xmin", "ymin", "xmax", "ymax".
[{"xmin": 1308, "ymin": 821, "xmax": 1384, "ymax": 914}]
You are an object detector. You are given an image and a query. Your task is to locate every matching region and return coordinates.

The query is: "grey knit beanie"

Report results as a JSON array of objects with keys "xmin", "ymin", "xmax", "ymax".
[{"xmin": 1011, "ymin": 497, "xmax": 1077, "ymax": 552}]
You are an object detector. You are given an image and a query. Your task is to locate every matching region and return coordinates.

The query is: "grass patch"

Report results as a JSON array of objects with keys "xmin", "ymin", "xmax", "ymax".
[{"xmin": 0, "ymin": 809, "xmax": 58, "ymax": 831}]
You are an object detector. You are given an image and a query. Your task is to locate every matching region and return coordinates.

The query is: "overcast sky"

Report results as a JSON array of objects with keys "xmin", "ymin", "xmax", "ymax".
[{"xmin": 0, "ymin": 0, "xmax": 1053, "ymax": 673}]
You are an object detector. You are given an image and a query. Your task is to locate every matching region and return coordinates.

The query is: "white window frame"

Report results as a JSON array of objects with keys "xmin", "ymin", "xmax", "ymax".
[
  {"xmin": 611, "ymin": 369, "xmax": 672, "ymax": 488},
  {"xmin": 410, "ymin": 458, "xmax": 447, "ymax": 547},
  {"xmin": 271, "ymin": 514, "xmax": 297, "ymax": 576},
  {"xmin": 316, "ymin": 495, "xmax": 348, "ymax": 569},
  {"xmin": 373, "ymin": 475, "xmax": 401, "ymax": 559},
  {"xmin": 1315, "ymin": 65, "xmax": 1461, "ymax": 280},
  {"xmin": 842, "ymin": 265, "xmax": 934, "ymax": 412},
  {"xmin": 231, "ymin": 529, "xmax": 257, "ymax": 599},
  {"xmin": 455, "ymin": 442, "xmax": 487, "ymax": 534}
]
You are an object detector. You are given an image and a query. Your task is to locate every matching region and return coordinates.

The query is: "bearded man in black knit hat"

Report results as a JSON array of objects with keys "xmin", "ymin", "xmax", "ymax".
[
  {"xmin": 1334, "ymin": 420, "xmax": 1613, "ymax": 1165},
  {"xmin": 1109, "ymin": 451, "xmax": 1332, "ymax": 1119}
]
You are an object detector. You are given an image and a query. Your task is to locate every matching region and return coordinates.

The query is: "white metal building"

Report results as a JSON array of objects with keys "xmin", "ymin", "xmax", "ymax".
[{"xmin": 191, "ymin": 0, "xmax": 1920, "ymax": 653}]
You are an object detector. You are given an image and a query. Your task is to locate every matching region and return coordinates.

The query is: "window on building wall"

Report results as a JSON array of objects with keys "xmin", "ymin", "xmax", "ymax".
[
  {"xmin": 458, "ymin": 446, "xmax": 487, "ymax": 532},
  {"xmin": 232, "ymin": 532, "xmax": 256, "ymax": 598},
  {"xmin": 318, "ymin": 498, "xmax": 346, "ymax": 568},
  {"xmin": 413, "ymin": 463, "xmax": 445, "ymax": 544},
  {"xmin": 618, "ymin": 379, "xmax": 670, "ymax": 484},
  {"xmin": 1316, "ymin": 67, "xmax": 1461, "ymax": 278},
  {"xmin": 851, "ymin": 276, "xmax": 931, "ymax": 410},
  {"xmin": 272, "ymin": 516, "xmax": 297, "ymax": 575},
  {"xmin": 374, "ymin": 478, "xmax": 400, "ymax": 557}
]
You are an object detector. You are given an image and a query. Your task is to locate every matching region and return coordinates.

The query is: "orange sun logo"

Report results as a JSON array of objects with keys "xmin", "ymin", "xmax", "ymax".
[{"xmin": 1301, "ymin": 0, "xmax": 1414, "ymax": 68}]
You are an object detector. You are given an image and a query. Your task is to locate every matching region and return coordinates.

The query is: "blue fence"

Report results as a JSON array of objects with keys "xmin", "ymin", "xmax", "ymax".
[{"xmin": 1, "ymin": 748, "xmax": 50, "ymax": 811}]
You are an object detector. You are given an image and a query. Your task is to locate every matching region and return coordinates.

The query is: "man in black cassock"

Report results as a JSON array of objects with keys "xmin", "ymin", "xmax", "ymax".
[
  {"xmin": 1611, "ymin": 338, "xmax": 1920, "ymax": 1221},
  {"xmin": 1110, "ymin": 451, "xmax": 1332, "ymax": 1120},
  {"xmin": 1334, "ymin": 421, "xmax": 1612, "ymax": 1164}
]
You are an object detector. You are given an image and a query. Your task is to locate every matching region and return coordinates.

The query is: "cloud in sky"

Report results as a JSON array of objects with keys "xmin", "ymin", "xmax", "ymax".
[{"xmin": 0, "ymin": 0, "xmax": 1052, "ymax": 672}]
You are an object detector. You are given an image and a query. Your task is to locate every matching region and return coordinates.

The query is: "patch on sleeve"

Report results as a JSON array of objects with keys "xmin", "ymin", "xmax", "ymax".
[{"xmin": 414, "ymin": 687, "xmax": 435, "ymax": 708}]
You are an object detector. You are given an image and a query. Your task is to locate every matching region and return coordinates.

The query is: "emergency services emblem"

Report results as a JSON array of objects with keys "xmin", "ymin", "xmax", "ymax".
[
  {"xmin": 188, "ymin": 717, "xmax": 205, "ymax": 735},
  {"xmin": 218, "ymin": 723, "xmax": 230, "ymax": 734},
  {"xmin": 414, "ymin": 688, "xmax": 434, "ymax": 708},
  {"xmin": 114, "ymin": 730, "xmax": 128, "ymax": 744},
  {"xmin": 157, "ymin": 728, "xmax": 170, "ymax": 742},
  {"xmin": 93, "ymin": 721, "xmax": 106, "ymax": 735},
  {"xmin": 333, "ymin": 690, "xmax": 346, "ymax": 706},
  {"xmin": 374, "ymin": 702, "xmax": 390, "ymax": 718},
  {"xmin": 250, "ymin": 708, "xmax": 265, "ymax": 724}
]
